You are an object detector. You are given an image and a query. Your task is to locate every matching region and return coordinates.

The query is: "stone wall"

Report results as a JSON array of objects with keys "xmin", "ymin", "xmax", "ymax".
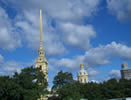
[{"xmin": 121, "ymin": 69, "xmax": 131, "ymax": 80}]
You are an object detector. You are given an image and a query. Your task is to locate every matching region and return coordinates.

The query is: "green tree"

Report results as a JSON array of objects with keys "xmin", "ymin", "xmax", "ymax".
[
  {"xmin": 0, "ymin": 76, "xmax": 22, "ymax": 100},
  {"xmin": 13, "ymin": 67, "xmax": 48, "ymax": 100},
  {"xmin": 119, "ymin": 79, "xmax": 131, "ymax": 97},
  {"xmin": 0, "ymin": 66, "xmax": 48, "ymax": 100},
  {"xmin": 102, "ymin": 78, "xmax": 121, "ymax": 99},
  {"xmin": 52, "ymin": 70, "xmax": 74, "ymax": 91},
  {"xmin": 82, "ymin": 82, "xmax": 105, "ymax": 100},
  {"xmin": 58, "ymin": 82, "xmax": 83, "ymax": 100}
]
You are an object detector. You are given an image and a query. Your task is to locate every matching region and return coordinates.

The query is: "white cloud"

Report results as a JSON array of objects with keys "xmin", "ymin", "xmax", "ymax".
[
  {"xmin": 10, "ymin": 0, "xmax": 101, "ymax": 22},
  {"xmin": 0, "ymin": 0, "xmax": 100, "ymax": 55},
  {"xmin": 59, "ymin": 22, "xmax": 96, "ymax": 49},
  {"xmin": 109, "ymin": 70, "xmax": 121, "ymax": 79},
  {"xmin": 16, "ymin": 10, "xmax": 67, "ymax": 56},
  {"xmin": 49, "ymin": 42, "xmax": 131, "ymax": 71},
  {"xmin": 16, "ymin": 10, "xmax": 96, "ymax": 53},
  {"xmin": 84, "ymin": 42, "xmax": 131, "ymax": 66},
  {"xmin": 88, "ymin": 69, "xmax": 100, "ymax": 78},
  {"xmin": 0, "ymin": 7, "xmax": 21, "ymax": 50},
  {"xmin": 0, "ymin": 54, "xmax": 26, "ymax": 76},
  {"xmin": 0, "ymin": 54, "xmax": 4, "ymax": 63},
  {"xmin": 49, "ymin": 55, "xmax": 84, "ymax": 71},
  {"xmin": 0, "ymin": 61, "xmax": 23, "ymax": 76},
  {"xmin": 49, "ymin": 58, "xmax": 100, "ymax": 80},
  {"xmin": 107, "ymin": 0, "xmax": 131, "ymax": 22}
]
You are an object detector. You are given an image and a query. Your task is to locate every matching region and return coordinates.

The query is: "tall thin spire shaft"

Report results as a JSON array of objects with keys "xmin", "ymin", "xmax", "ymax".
[{"xmin": 40, "ymin": 9, "xmax": 43, "ymax": 44}]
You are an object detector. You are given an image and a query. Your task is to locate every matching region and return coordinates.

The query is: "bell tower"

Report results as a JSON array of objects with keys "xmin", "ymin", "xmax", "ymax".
[
  {"xmin": 35, "ymin": 9, "xmax": 48, "ymax": 82},
  {"xmin": 78, "ymin": 64, "xmax": 88, "ymax": 84}
]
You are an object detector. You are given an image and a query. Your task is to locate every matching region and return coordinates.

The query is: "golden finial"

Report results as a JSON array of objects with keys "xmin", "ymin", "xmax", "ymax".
[{"xmin": 80, "ymin": 64, "xmax": 84, "ymax": 69}]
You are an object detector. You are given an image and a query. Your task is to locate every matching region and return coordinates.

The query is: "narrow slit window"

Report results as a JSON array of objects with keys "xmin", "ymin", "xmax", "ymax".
[
  {"xmin": 40, "ymin": 65, "xmax": 42, "ymax": 70},
  {"xmin": 84, "ymin": 79, "xmax": 86, "ymax": 83}
]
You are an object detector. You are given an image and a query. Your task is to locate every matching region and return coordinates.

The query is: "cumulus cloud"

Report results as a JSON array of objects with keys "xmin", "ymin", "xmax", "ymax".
[
  {"xmin": 16, "ymin": 10, "xmax": 96, "ymax": 54},
  {"xmin": 0, "ymin": 7, "xmax": 21, "ymax": 50},
  {"xmin": 49, "ymin": 58, "xmax": 99, "ymax": 80},
  {"xmin": 0, "ymin": 61, "xmax": 22, "ymax": 76},
  {"xmin": 0, "ymin": 54, "xmax": 27, "ymax": 76},
  {"xmin": 0, "ymin": 59, "xmax": 23, "ymax": 76},
  {"xmin": 0, "ymin": 0, "xmax": 100, "ymax": 55},
  {"xmin": 49, "ymin": 55, "xmax": 84, "ymax": 71},
  {"xmin": 49, "ymin": 42, "xmax": 131, "ymax": 70},
  {"xmin": 16, "ymin": 10, "xmax": 67, "ymax": 56},
  {"xmin": 109, "ymin": 70, "xmax": 121, "ymax": 79},
  {"xmin": 84, "ymin": 42, "xmax": 131, "ymax": 66},
  {"xmin": 107, "ymin": 0, "xmax": 131, "ymax": 22},
  {"xmin": 10, "ymin": 0, "xmax": 101, "ymax": 22},
  {"xmin": 59, "ymin": 22, "xmax": 96, "ymax": 49},
  {"xmin": 7, "ymin": 0, "xmax": 99, "ymax": 54},
  {"xmin": 88, "ymin": 69, "xmax": 100, "ymax": 78},
  {"xmin": 0, "ymin": 54, "xmax": 3, "ymax": 63}
]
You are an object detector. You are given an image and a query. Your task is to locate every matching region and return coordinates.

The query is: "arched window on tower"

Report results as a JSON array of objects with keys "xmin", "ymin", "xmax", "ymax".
[
  {"xmin": 84, "ymin": 79, "xmax": 86, "ymax": 83},
  {"xmin": 39, "ymin": 51, "xmax": 43, "ymax": 55},
  {"xmin": 40, "ymin": 65, "xmax": 42, "ymax": 70},
  {"xmin": 81, "ymin": 79, "xmax": 83, "ymax": 83}
]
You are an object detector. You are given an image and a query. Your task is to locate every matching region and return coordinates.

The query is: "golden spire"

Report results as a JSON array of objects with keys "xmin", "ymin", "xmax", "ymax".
[{"xmin": 40, "ymin": 8, "xmax": 43, "ymax": 45}]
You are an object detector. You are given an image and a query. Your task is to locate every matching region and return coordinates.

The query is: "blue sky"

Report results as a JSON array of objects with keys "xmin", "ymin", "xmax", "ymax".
[{"xmin": 0, "ymin": 0, "xmax": 131, "ymax": 86}]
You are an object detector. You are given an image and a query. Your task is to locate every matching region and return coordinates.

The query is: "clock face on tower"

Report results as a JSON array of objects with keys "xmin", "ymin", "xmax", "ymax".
[{"xmin": 39, "ymin": 58, "xmax": 43, "ymax": 62}]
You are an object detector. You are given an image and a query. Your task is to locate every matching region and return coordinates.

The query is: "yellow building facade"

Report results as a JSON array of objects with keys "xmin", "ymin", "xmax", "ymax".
[
  {"xmin": 35, "ymin": 9, "xmax": 48, "ymax": 82},
  {"xmin": 78, "ymin": 64, "xmax": 88, "ymax": 83}
]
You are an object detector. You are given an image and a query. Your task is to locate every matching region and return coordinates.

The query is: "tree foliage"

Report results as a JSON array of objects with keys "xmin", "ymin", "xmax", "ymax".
[
  {"xmin": 52, "ymin": 70, "xmax": 74, "ymax": 91},
  {"xmin": 58, "ymin": 82, "xmax": 83, "ymax": 100},
  {"xmin": 52, "ymin": 71, "xmax": 131, "ymax": 100},
  {"xmin": 0, "ymin": 66, "xmax": 47, "ymax": 100}
]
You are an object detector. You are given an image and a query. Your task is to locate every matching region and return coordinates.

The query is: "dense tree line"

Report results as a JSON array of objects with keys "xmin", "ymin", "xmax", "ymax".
[
  {"xmin": 0, "ymin": 67, "xmax": 48, "ymax": 100},
  {"xmin": 0, "ymin": 68, "xmax": 131, "ymax": 100},
  {"xmin": 52, "ymin": 71, "xmax": 131, "ymax": 100}
]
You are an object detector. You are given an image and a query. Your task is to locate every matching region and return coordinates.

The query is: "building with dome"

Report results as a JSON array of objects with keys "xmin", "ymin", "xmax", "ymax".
[{"xmin": 78, "ymin": 64, "xmax": 88, "ymax": 83}]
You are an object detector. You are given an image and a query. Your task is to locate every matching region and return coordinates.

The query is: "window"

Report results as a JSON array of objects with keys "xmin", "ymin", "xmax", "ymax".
[
  {"xmin": 40, "ymin": 65, "xmax": 42, "ymax": 70},
  {"xmin": 84, "ymin": 79, "xmax": 86, "ymax": 83},
  {"xmin": 40, "ymin": 52, "xmax": 43, "ymax": 55},
  {"xmin": 81, "ymin": 79, "xmax": 83, "ymax": 83}
]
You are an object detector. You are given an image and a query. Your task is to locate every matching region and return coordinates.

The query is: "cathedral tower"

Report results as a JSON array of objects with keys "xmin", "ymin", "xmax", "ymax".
[
  {"xmin": 78, "ymin": 64, "xmax": 88, "ymax": 83},
  {"xmin": 35, "ymin": 9, "xmax": 48, "ymax": 82}
]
